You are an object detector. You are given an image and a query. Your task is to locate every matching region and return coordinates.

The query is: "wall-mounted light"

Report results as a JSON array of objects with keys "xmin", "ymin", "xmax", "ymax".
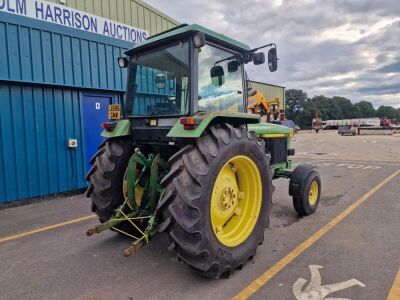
[{"xmin": 117, "ymin": 57, "xmax": 129, "ymax": 68}]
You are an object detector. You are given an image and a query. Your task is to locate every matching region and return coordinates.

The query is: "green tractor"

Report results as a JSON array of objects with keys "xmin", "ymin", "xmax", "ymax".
[{"xmin": 86, "ymin": 24, "xmax": 321, "ymax": 278}]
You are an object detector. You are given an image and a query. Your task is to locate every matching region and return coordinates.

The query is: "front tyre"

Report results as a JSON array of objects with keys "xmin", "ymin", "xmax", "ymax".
[
  {"xmin": 158, "ymin": 124, "xmax": 272, "ymax": 278},
  {"xmin": 289, "ymin": 164, "xmax": 321, "ymax": 216}
]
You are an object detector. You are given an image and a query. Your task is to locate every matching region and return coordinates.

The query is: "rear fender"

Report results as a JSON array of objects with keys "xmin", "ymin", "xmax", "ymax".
[
  {"xmin": 167, "ymin": 112, "xmax": 260, "ymax": 138},
  {"xmin": 101, "ymin": 119, "xmax": 131, "ymax": 138}
]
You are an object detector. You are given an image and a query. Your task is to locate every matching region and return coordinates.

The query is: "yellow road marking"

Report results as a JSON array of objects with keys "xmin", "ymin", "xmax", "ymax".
[
  {"xmin": 387, "ymin": 269, "xmax": 400, "ymax": 300},
  {"xmin": 0, "ymin": 214, "xmax": 96, "ymax": 244},
  {"xmin": 233, "ymin": 169, "xmax": 400, "ymax": 300}
]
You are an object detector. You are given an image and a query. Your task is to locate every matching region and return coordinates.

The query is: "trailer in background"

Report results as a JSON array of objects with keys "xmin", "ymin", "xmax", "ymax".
[
  {"xmin": 358, "ymin": 127, "xmax": 394, "ymax": 135},
  {"xmin": 323, "ymin": 118, "xmax": 381, "ymax": 129}
]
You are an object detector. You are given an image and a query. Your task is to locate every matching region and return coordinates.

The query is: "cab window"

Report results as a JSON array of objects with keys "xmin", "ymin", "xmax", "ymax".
[{"xmin": 197, "ymin": 44, "xmax": 244, "ymax": 112}]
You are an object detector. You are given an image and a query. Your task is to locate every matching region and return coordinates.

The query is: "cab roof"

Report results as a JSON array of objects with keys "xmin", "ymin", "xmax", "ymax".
[{"xmin": 125, "ymin": 24, "xmax": 250, "ymax": 55}]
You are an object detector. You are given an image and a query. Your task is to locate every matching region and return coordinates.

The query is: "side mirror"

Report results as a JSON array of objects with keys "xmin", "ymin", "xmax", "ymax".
[
  {"xmin": 253, "ymin": 52, "xmax": 265, "ymax": 65},
  {"xmin": 193, "ymin": 32, "xmax": 206, "ymax": 48},
  {"xmin": 117, "ymin": 57, "xmax": 129, "ymax": 68},
  {"xmin": 268, "ymin": 48, "xmax": 278, "ymax": 72},
  {"xmin": 228, "ymin": 60, "xmax": 239, "ymax": 72},
  {"xmin": 210, "ymin": 66, "xmax": 225, "ymax": 86},
  {"xmin": 155, "ymin": 72, "xmax": 166, "ymax": 89}
]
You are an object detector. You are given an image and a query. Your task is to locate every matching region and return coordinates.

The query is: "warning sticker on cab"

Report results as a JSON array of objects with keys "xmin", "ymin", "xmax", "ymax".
[{"xmin": 108, "ymin": 104, "xmax": 121, "ymax": 120}]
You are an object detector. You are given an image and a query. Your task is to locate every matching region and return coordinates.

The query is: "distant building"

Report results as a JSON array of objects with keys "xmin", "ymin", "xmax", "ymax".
[
  {"xmin": 0, "ymin": 0, "xmax": 178, "ymax": 203},
  {"xmin": 249, "ymin": 80, "xmax": 286, "ymax": 111}
]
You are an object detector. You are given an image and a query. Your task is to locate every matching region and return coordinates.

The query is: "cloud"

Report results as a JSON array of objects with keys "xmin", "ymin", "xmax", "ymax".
[
  {"xmin": 376, "ymin": 62, "xmax": 400, "ymax": 73},
  {"xmin": 145, "ymin": 0, "xmax": 400, "ymax": 107},
  {"xmin": 358, "ymin": 83, "xmax": 400, "ymax": 94}
]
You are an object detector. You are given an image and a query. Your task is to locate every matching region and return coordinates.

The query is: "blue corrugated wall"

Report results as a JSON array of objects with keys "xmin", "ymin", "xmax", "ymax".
[
  {"xmin": 0, "ymin": 84, "xmax": 85, "ymax": 201},
  {"xmin": 0, "ymin": 12, "xmax": 133, "ymax": 202},
  {"xmin": 0, "ymin": 12, "xmax": 130, "ymax": 90},
  {"xmin": 134, "ymin": 67, "xmax": 177, "ymax": 114}
]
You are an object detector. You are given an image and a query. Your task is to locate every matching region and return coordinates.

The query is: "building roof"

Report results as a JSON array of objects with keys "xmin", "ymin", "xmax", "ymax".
[
  {"xmin": 250, "ymin": 80, "xmax": 286, "ymax": 89},
  {"xmin": 135, "ymin": 0, "xmax": 180, "ymax": 26},
  {"xmin": 126, "ymin": 24, "xmax": 250, "ymax": 55}
]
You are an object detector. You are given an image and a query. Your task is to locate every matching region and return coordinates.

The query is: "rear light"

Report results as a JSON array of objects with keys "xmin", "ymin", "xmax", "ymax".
[
  {"xmin": 180, "ymin": 117, "xmax": 200, "ymax": 130},
  {"xmin": 101, "ymin": 122, "xmax": 117, "ymax": 131}
]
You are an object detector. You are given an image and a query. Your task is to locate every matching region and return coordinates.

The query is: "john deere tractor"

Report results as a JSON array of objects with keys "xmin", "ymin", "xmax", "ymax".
[{"xmin": 86, "ymin": 24, "xmax": 321, "ymax": 278}]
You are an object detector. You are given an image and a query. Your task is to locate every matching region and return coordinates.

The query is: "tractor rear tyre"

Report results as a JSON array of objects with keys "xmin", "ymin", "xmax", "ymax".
[
  {"xmin": 85, "ymin": 137, "xmax": 135, "ymax": 224},
  {"xmin": 158, "ymin": 124, "xmax": 272, "ymax": 278}
]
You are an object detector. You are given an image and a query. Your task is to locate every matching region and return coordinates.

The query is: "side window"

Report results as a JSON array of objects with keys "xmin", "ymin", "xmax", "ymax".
[{"xmin": 197, "ymin": 44, "xmax": 244, "ymax": 112}]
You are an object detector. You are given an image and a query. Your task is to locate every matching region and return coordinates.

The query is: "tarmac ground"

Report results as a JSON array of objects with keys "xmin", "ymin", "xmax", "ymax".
[{"xmin": 0, "ymin": 130, "xmax": 399, "ymax": 300}]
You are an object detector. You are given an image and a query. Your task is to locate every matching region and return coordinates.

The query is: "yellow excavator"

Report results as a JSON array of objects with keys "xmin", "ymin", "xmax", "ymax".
[{"xmin": 247, "ymin": 90, "xmax": 284, "ymax": 122}]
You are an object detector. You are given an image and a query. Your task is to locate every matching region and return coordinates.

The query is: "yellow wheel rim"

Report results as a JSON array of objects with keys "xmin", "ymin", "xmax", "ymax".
[
  {"xmin": 308, "ymin": 181, "xmax": 319, "ymax": 206},
  {"xmin": 123, "ymin": 168, "xmax": 144, "ymax": 207},
  {"xmin": 210, "ymin": 155, "xmax": 262, "ymax": 247}
]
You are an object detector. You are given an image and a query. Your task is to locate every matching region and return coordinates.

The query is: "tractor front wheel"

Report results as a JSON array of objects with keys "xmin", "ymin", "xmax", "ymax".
[
  {"xmin": 158, "ymin": 124, "xmax": 272, "ymax": 278},
  {"xmin": 289, "ymin": 164, "xmax": 321, "ymax": 216}
]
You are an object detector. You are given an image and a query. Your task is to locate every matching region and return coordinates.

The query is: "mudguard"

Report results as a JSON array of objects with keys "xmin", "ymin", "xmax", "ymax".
[
  {"xmin": 167, "ymin": 112, "xmax": 260, "ymax": 138},
  {"xmin": 101, "ymin": 119, "xmax": 131, "ymax": 138}
]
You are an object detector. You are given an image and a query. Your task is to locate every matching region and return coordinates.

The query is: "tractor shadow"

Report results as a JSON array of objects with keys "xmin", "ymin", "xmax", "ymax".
[
  {"xmin": 271, "ymin": 203, "xmax": 301, "ymax": 228},
  {"xmin": 321, "ymin": 194, "xmax": 344, "ymax": 207}
]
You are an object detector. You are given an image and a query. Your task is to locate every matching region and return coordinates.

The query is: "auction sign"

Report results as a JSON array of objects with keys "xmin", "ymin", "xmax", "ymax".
[{"xmin": 0, "ymin": 0, "xmax": 148, "ymax": 43}]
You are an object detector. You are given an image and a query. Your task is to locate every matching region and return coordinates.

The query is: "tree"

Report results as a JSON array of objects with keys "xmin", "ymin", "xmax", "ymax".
[
  {"xmin": 285, "ymin": 89, "xmax": 308, "ymax": 125},
  {"xmin": 376, "ymin": 105, "xmax": 398, "ymax": 119},
  {"xmin": 307, "ymin": 95, "xmax": 330, "ymax": 120},
  {"xmin": 353, "ymin": 101, "xmax": 376, "ymax": 118},
  {"xmin": 283, "ymin": 89, "xmax": 399, "ymax": 128},
  {"xmin": 298, "ymin": 100, "xmax": 317, "ymax": 128},
  {"xmin": 330, "ymin": 96, "xmax": 356, "ymax": 119},
  {"xmin": 296, "ymin": 95, "xmax": 329, "ymax": 128}
]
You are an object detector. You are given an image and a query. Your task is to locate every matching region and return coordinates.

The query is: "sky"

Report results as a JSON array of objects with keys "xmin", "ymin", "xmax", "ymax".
[{"xmin": 145, "ymin": 0, "xmax": 400, "ymax": 108}]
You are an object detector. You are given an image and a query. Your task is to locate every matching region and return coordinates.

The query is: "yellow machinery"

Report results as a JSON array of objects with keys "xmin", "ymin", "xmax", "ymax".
[{"xmin": 247, "ymin": 90, "xmax": 283, "ymax": 122}]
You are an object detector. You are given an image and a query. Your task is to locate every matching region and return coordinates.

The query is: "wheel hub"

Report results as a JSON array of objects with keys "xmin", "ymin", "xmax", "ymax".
[
  {"xmin": 219, "ymin": 187, "xmax": 238, "ymax": 210},
  {"xmin": 210, "ymin": 155, "xmax": 262, "ymax": 247},
  {"xmin": 308, "ymin": 180, "xmax": 319, "ymax": 205},
  {"xmin": 213, "ymin": 170, "xmax": 239, "ymax": 220}
]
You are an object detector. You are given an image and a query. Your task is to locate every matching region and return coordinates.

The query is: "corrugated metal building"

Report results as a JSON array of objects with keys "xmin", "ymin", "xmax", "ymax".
[
  {"xmin": 0, "ymin": 0, "xmax": 178, "ymax": 203},
  {"xmin": 250, "ymin": 80, "xmax": 285, "ymax": 111}
]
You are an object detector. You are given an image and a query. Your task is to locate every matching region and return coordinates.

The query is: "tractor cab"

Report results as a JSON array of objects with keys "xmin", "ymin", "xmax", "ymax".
[{"xmin": 114, "ymin": 24, "xmax": 278, "ymax": 152}]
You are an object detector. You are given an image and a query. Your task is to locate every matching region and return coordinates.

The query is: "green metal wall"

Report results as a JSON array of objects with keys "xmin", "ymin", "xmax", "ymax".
[
  {"xmin": 250, "ymin": 81, "xmax": 285, "ymax": 111},
  {"xmin": 46, "ymin": 0, "xmax": 179, "ymax": 36}
]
